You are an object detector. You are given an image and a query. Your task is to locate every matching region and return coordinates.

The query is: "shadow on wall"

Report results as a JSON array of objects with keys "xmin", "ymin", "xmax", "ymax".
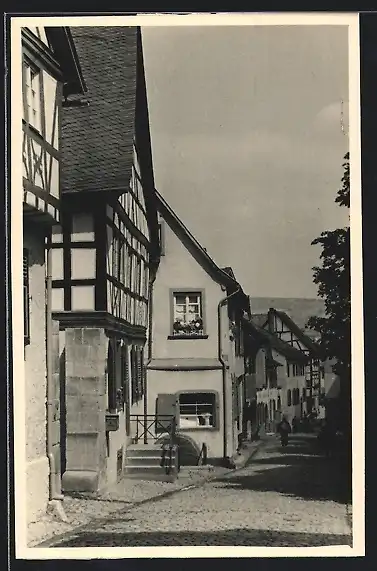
[{"xmin": 59, "ymin": 348, "xmax": 66, "ymax": 475}]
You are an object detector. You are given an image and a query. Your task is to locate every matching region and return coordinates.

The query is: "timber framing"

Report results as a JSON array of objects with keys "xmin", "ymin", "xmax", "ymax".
[{"xmin": 53, "ymin": 310, "xmax": 147, "ymax": 340}]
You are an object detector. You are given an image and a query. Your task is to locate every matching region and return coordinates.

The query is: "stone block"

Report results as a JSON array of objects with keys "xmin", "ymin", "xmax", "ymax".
[
  {"xmin": 65, "ymin": 329, "xmax": 81, "ymax": 347},
  {"xmin": 66, "ymin": 433, "xmax": 99, "ymax": 470},
  {"xmin": 65, "ymin": 378, "xmax": 81, "ymax": 397},
  {"xmin": 81, "ymin": 412, "xmax": 101, "ymax": 432},
  {"xmin": 62, "ymin": 470, "xmax": 99, "ymax": 493},
  {"xmin": 71, "ymin": 358, "xmax": 100, "ymax": 378},
  {"xmin": 83, "ymin": 328, "xmax": 103, "ymax": 346},
  {"xmin": 66, "ymin": 411, "xmax": 83, "ymax": 432}
]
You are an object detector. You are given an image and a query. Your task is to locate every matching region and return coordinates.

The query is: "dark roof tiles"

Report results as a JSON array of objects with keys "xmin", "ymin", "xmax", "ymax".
[{"xmin": 61, "ymin": 27, "xmax": 138, "ymax": 194}]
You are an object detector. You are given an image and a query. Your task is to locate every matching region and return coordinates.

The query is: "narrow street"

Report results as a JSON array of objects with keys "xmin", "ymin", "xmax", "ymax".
[{"xmin": 45, "ymin": 434, "xmax": 352, "ymax": 548}]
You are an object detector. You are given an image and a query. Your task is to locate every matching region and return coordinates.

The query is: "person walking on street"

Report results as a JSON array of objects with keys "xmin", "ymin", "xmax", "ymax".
[
  {"xmin": 277, "ymin": 416, "xmax": 291, "ymax": 447},
  {"xmin": 317, "ymin": 419, "xmax": 335, "ymax": 458}
]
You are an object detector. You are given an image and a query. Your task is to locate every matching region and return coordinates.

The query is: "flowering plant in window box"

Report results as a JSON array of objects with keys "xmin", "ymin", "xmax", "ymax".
[{"xmin": 173, "ymin": 317, "xmax": 204, "ymax": 336}]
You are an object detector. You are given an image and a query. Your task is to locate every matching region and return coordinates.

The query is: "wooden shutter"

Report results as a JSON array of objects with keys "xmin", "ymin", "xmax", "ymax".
[
  {"xmin": 130, "ymin": 346, "xmax": 138, "ymax": 404},
  {"xmin": 155, "ymin": 393, "xmax": 178, "ymax": 434},
  {"xmin": 23, "ymin": 249, "xmax": 30, "ymax": 345},
  {"xmin": 136, "ymin": 347, "xmax": 143, "ymax": 397},
  {"xmin": 122, "ymin": 345, "xmax": 131, "ymax": 435}
]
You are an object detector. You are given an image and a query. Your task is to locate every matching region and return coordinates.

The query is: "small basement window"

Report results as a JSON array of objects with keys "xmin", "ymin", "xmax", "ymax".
[{"xmin": 178, "ymin": 392, "xmax": 217, "ymax": 429}]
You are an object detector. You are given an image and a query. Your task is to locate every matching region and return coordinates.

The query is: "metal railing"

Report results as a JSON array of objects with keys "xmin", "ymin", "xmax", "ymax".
[
  {"xmin": 130, "ymin": 414, "xmax": 176, "ymax": 445},
  {"xmin": 197, "ymin": 442, "xmax": 208, "ymax": 466}
]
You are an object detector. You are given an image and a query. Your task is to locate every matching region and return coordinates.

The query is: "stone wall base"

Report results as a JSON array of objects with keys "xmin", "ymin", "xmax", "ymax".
[
  {"xmin": 62, "ymin": 470, "xmax": 100, "ymax": 492},
  {"xmin": 26, "ymin": 456, "xmax": 50, "ymax": 524}
]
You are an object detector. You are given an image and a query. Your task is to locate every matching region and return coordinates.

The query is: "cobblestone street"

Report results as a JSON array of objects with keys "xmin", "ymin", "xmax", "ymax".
[{"xmin": 41, "ymin": 435, "xmax": 352, "ymax": 548}]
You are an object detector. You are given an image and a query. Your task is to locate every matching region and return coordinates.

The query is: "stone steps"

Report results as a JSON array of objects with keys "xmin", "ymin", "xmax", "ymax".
[{"xmin": 125, "ymin": 443, "xmax": 179, "ymax": 481}]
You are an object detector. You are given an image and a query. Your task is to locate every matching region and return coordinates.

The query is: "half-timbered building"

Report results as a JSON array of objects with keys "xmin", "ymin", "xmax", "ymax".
[
  {"xmin": 21, "ymin": 25, "xmax": 86, "ymax": 524},
  {"xmin": 52, "ymin": 27, "xmax": 160, "ymax": 493},
  {"xmin": 249, "ymin": 308, "xmax": 323, "ymax": 429}
]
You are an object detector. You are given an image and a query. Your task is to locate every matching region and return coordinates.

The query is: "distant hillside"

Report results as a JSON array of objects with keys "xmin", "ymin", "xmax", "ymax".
[{"xmin": 249, "ymin": 297, "xmax": 326, "ymax": 332}]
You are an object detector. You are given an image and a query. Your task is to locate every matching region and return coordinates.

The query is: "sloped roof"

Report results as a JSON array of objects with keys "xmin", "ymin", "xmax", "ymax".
[
  {"xmin": 155, "ymin": 189, "xmax": 244, "ymax": 292},
  {"xmin": 249, "ymin": 297, "xmax": 325, "ymax": 331},
  {"xmin": 243, "ymin": 317, "xmax": 309, "ymax": 363},
  {"xmin": 61, "ymin": 26, "xmax": 140, "ymax": 194},
  {"xmin": 271, "ymin": 308, "xmax": 320, "ymax": 354}
]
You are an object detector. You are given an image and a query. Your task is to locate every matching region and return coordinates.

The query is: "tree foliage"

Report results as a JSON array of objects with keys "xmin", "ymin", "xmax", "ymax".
[{"xmin": 307, "ymin": 152, "xmax": 350, "ymax": 379}]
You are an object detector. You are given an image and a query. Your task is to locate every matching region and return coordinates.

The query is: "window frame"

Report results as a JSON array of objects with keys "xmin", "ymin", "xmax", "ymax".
[
  {"xmin": 168, "ymin": 288, "xmax": 208, "ymax": 339},
  {"xmin": 177, "ymin": 390, "xmax": 219, "ymax": 431},
  {"xmin": 23, "ymin": 60, "xmax": 42, "ymax": 134}
]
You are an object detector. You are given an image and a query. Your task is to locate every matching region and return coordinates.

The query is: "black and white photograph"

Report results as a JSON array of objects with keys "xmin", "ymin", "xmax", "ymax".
[{"xmin": 9, "ymin": 12, "xmax": 364, "ymax": 558}]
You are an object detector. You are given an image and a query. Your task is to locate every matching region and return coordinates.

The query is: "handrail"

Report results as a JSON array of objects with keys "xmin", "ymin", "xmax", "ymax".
[
  {"xmin": 130, "ymin": 414, "xmax": 176, "ymax": 445},
  {"xmin": 196, "ymin": 442, "xmax": 208, "ymax": 466}
]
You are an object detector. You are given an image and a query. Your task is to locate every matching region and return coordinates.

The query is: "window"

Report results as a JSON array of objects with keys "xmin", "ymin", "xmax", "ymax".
[
  {"xmin": 23, "ymin": 249, "xmax": 30, "ymax": 346},
  {"xmin": 287, "ymin": 389, "xmax": 292, "ymax": 407},
  {"xmin": 286, "ymin": 362, "xmax": 290, "ymax": 377},
  {"xmin": 171, "ymin": 291, "xmax": 205, "ymax": 337},
  {"xmin": 292, "ymin": 388, "xmax": 300, "ymax": 406},
  {"xmin": 178, "ymin": 392, "xmax": 217, "ymax": 429},
  {"xmin": 112, "ymin": 236, "xmax": 120, "ymax": 280},
  {"xmin": 24, "ymin": 63, "xmax": 41, "ymax": 132},
  {"xmin": 245, "ymin": 356, "xmax": 255, "ymax": 375}
]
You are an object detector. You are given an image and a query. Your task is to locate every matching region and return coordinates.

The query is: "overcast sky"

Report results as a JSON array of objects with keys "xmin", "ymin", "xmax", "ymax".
[{"xmin": 142, "ymin": 25, "xmax": 349, "ymax": 299}]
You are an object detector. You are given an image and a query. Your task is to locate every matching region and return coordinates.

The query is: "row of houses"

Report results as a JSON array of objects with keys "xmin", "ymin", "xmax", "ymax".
[{"xmin": 20, "ymin": 25, "xmax": 339, "ymax": 525}]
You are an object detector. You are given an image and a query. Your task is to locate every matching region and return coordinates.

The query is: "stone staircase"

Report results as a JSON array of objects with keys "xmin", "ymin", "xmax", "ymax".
[{"xmin": 125, "ymin": 443, "xmax": 179, "ymax": 482}]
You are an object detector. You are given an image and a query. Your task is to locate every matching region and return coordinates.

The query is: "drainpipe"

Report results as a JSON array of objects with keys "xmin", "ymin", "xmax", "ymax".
[
  {"xmin": 143, "ymin": 273, "xmax": 156, "ymax": 444},
  {"xmin": 46, "ymin": 233, "xmax": 64, "ymax": 504},
  {"xmin": 217, "ymin": 286, "xmax": 241, "ymax": 463}
]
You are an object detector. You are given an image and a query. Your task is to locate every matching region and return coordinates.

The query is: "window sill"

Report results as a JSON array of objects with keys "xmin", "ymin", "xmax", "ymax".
[
  {"xmin": 168, "ymin": 334, "xmax": 209, "ymax": 340},
  {"xmin": 178, "ymin": 426, "xmax": 218, "ymax": 432}
]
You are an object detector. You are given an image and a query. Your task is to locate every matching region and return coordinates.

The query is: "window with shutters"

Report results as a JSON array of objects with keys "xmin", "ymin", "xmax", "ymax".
[
  {"xmin": 23, "ymin": 249, "xmax": 30, "ymax": 346},
  {"xmin": 178, "ymin": 392, "xmax": 218, "ymax": 429}
]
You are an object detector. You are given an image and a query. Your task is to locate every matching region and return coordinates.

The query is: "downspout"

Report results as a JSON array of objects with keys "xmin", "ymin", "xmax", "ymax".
[
  {"xmin": 143, "ymin": 272, "xmax": 156, "ymax": 443},
  {"xmin": 46, "ymin": 234, "xmax": 64, "ymax": 503},
  {"xmin": 217, "ymin": 286, "xmax": 241, "ymax": 463}
]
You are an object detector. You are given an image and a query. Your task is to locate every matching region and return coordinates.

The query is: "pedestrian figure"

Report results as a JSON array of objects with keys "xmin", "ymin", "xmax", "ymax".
[
  {"xmin": 317, "ymin": 419, "xmax": 335, "ymax": 458},
  {"xmin": 277, "ymin": 416, "xmax": 291, "ymax": 447},
  {"xmin": 292, "ymin": 416, "xmax": 298, "ymax": 433}
]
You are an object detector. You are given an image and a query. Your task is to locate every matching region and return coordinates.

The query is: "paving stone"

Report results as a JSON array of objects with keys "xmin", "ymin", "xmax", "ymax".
[{"xmin": 30, "ymin": 435, "xmax": 352, "ymax": 548}]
